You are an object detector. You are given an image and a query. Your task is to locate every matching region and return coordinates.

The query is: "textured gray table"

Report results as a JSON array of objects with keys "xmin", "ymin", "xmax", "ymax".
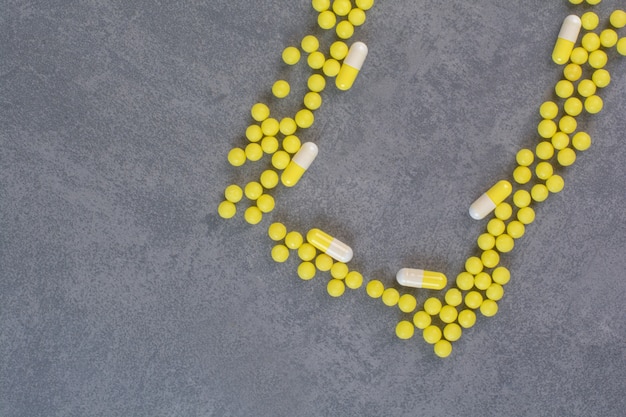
[{"xmin": 2, "ymin": 1, "xmax": 625, "ymax": 416}]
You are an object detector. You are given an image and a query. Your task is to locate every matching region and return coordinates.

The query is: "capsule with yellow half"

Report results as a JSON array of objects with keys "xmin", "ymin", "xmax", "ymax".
[
  {"xmin": 552, "ymin": 15, "xmax": 582, "ymax": 65},
  {"xmin": 396, "ymin": 268, "xmax": 447, "ymax": 290},
  {"xmin": 336, "ymin": 41, "xmax": 368, "ymax": 91},
  {"xmin": 306, "ymin": 228, "xmax": 353, "ymax": 263},
  {"xmin": 281, "ymin": 142, "xmax": 318, "ymax": 187},
  {"xmin": 469, "ymin": 180, "xmax": 512, "ymax": 220}
]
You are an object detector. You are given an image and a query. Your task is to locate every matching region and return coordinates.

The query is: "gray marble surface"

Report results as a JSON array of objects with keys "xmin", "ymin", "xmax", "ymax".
[{"xmin": 2, "ymin": 1, "xmax": 626, "ymax": 416}]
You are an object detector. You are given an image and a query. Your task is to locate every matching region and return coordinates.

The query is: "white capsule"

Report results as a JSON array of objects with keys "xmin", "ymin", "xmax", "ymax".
[
  {"xmin": 336, "ymin": 41, "xmax": 368, "ymax": 91},
  {"xmin": 469, "ymin": 180, "xmax": 512, "ymax": 220},
  {"xmin": 396, "ymin": 268, "xmax": 447, "ymax": 290},
  {"xmin": 306, "ymin": 228, "xmax": 353, "ymax": 263},
  {"xmin": 281, "ymin": 142, "xmax": 318, "ymax": 187}
]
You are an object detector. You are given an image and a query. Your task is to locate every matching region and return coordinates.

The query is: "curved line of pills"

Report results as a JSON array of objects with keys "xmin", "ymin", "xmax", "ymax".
[{"xmin": 217, "ymin": 0, "xmax": 626, "ymax": 358}]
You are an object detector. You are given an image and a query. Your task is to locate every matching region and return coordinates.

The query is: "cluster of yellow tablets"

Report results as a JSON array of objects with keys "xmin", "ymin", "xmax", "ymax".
[{"xmin": 218, "ymin": 1, "xmax": 625, "ymax": 358}]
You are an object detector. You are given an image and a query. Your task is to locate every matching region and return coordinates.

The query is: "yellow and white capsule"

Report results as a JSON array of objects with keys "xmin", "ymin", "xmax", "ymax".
[
  {"xmin": 306, "ymin": 228, "xmax": 353, "ymax": 263},
  {"xmin": 552, "ymin": 15, "xmax": 582, "ymax": 65},
  {"xmin": 281, "ymin": 142, "xmax": 318, "ymax": 187},
  {"xmin": 336, "ymin": 41, "xmax": 368, "ymax": 91},
  {"xmin": 396, "ymin": 268, "xmax": 447, "ymax": 290},
  {"xmin": 469, "ymin": 180, "xmax": 512, "ymax": 220}
]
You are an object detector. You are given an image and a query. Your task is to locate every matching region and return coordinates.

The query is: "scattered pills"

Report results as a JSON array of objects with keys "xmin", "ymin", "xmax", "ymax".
[
  {"xmin": 336, "ymin": 41, "xmax": 368, "ymax": 90},
  {"xmin": 281, "ymin": 142, "xmax": 318, "ymax": 187},
  {"xmin": 396, "ymin": 268, "xmax": 447, "ymax": 290},
  {"xmin": 307, "ymin": 228, "xmax": 353, "ymax": 262},
  {"xmin": 469, "ymin": 180, "xmax": 512, "ymax": 220}
]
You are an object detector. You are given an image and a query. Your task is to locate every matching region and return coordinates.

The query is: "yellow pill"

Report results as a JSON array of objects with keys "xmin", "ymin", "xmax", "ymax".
[
  {"xmin": 261, "ymin": 118, "xmax": 279, "ymax": 136},
  {"xmin": 413, "ymin": 311, "xmax": 431, "ymax": 329},
  {"xmin": 563, "ymin": 63, "xmax": 582, "ymax": 81},
  {"xmin": 217, "ymin": 201, "xmax": 236, "ymax": 219},
  {"xmin": 315, "ymin": 253, "xmax": 333, "ymax": 271},
  {"xmin": 307, "ymin": 51, "xmax": 325, "ymax": 70},
  {"xmin": 539, "ymin": 101, "xmax": 559, "ymax": 119},
  {"xmin": 271, "ymin": 150, "xmax": 290, "ymax": 170},
  {"xmin": 552, "ymin": 15, "xmax": 581, "ymax": 65},
  {"xmin": 307, "ymin": 73, "xmax": 326, "ymax": 92},
  {"xmin": 303, "ymin": 92, "xmax": 322, "ymax": 110},
  {"xmin": 227, "ymin": 147, "xmax": 246, "ymax": 167},
  {"xmin": 281, "ymin": 142, "xmax": 318, "ymax": 187},
  {"xmin": 246, "ymin": 124, "xmax": 263, "ymax": 142},
  {"xmin": 557, "ymin": 148, "xmax": 577, "ymax": 166},
  {"xmin": 445, "ymin": 288, "xmax": 463, "ymax": 307},
  {"xmin": 398, "ymin": 294, "xmax": 417, "ymax": 313},
  {"xmin": 480, "ymin": 299, "xmax": 499, "ymax": 317},
  {"xmin": 531, "ymin": 184, "xmax": 549, "ymax": 202},
  {"xmin": 395, "ymin": 268, "xmax": 447, "ymax": 290},
  {"xmin": 271, "ymin": 245, "xmax": 290, "ymax": 263},
  {"xmin": 581, "ymin": 12, "xmax": 599, "ymax": 31},
  {"xmin": 301, "ymin": 35, "xmax": 319, "ymax": 53},
  {"xmin": 552, "ymin": 132, "xmax": 570, "ymax": 150},
  {"xmin": 268, "ymin": 222, "xmax": 287, "ymax": 241},
  {"xmin": 439, "ymin": 305, "xmax": 458, "ymax": 324},
  {"xmin": 592, "ymin": 69, "xmax": 610, "ymax": 88},
  {"xmin": 494, "ymin": 202, "xmax": 512, "ymax": 221},
  {"xmin": 424, "ymin": 297, "xmax": 442, "ymax": 315},
  {"xmin": 244, "ymin": 206, "xmax": 263, "ymax": 225},
  {"xmin": 513, "ymin": 166, "xmax": 532, "ymax": 184},
  {"xmin": 345, "ymin": 271, "xmax": 363, "ymax": 289},
  {"xmin": 516, "ymin": 148, "xmax": 535, "ymax": 166},
  {"xmin": 244, "ymin": 143, "xmax": 263, "ymax": 161},
  {"xmin": 298, "ymin": 243, "xmax": 317, "ymax": 261},
  {"xmin": 546, "ymin": 174, "xmax": 565, "ymax": 193},
  {"xmin": 585, "ymin": 0, "xmax": 601, "ymax": 4},
  {"xmin": 282, "ymin": 46, "xmax": 301, "ymax": 65},
  {"xmin": 443, "ymin": 323, "xmax": 462, "ymax": 342},
  {"xmin": 244, "ymin": 181, "xmax": 263, "ymax": 200},
  {"xmin": 336, "ymin": 20, "xmax": 354, "ymax": 39},
  {"xmin": 558, "ymin": 115, "xmax": 577, "ymax": 134},
  {"xmin": 307, "ymin": 228, "xmax": 353, "ymax": 262},
  {"xmin": 600, "ymin": 29, "xmax": 618, "ymax": 48},
  {"xmin": 536, "ymin": 141, "xmax": 555, "ymax": 160},
  {"xmin": 572, "ymin": 132, "xmax": 591, "ymax": 151},
  {"xmin": 487, "ymin": 218, "xmax": 506, "ymax": 236},
  {"xmin": 474, "ymin": 272, "xmax": 492, "ymax": 291},
  {"xmin": 507, "ymin": 220, "xmax": 526, "ymax": 239},
  {"xmin": 588, "ymin": 50, "xmax": 607, "ymax": 69},
  {"xmin": 348, "ymin": 8, "xmax": 366, "ymax": 26},
  {"xmin": 333, "ymin": 0, "xmax": 352, "ymax": 15},
  {"xmin": 456, "ymin": 272, "xmax": 475, "ymax": 291},
  {"xmin": 298, "ymin": 262, "xmax": 316, "ymax": 280},
  {"xmin": 285, "ymin": 231, "xmax": 304, "ymax": 250},
  {"xmin": 563, "ymin": 97, "xmax": 583, "ymax": 117},
  {"xmin": 555, "ymin": 80, "xmax": 574, "ymax": 98},
  {"xmin": 569, "ymin": 0, "xmax": 583, "ymax": 3},
  {"xmin": 492, "ymin": 266, "xmax": 510, "ymax": 285},
  {"xmin": 535, "ymin": 161, "xmax": 554, "ymax": 180},
  {"xmin": 457, "ymin": 312, "xmax": 477, "ymax": 333},
  {"xmin": 295, "ymin": 109, "xmax": 315, "ymax": 128},
  {"xmin": 322, "ymin": 58, "xmax": 341, "ymax": 77},
  {"xmin": 356, "ymin": 0, "xmax": 374, "ymax": 10},
  {"xmin": 434, "ymin": 340, "xmax": 453, "ymax": 358},
  {"xmin": 366, "ymin": 280, "xmax": 384, "ymax": 298},
  {"xmin": 537, "ymin": 119, "xmax": 557, "ymax": 138},
  {"xmin": 617, "ymin": 38, "xmax": 626, "ymax": 56},
  {"xmin": 495, "ymin": 234, "xmax": 515, "ymax": 253},
  {"xmin": 382, "ymin": 288, "xmax": 400, "ymax": 306},
  {"xmin": 469, "ymin": 180, "xmax": 512, "ymax": 220},
  {"xmin": 582, "ymin": 32, "xmax": 600, "ymax": 52},
  {"xmin": 317, "ymin": 10, "xmax": 337, "ymax": 30},
  {"xmin": 272, "ymin": 80, "xmax": 290, "ymax": 98},
  {"xmin": 423, "ymin": 325, "xmax": 442, "ymax": 345},
  {"xmin": 251, "ymin": 102, "xmax": 270, "ymax": 122},
  {"xmin": 395, "ymin": 321, "xmax": 415, "ymax": 340},
  {"xmin": 282, "ymin": 135, "xmax": 301, "ymax": 154},
  {"xmin": 477, "ymin": 233, "xmax": 496, "ymax": 250},
  {"xmin": 330, "ymin": 41, "xmax": 349, "ymax": 60},
  {"xmin": 260, "ymin": 170, "xmax": 279, "ymax": 189},
  {"xmin": 584, "ymin": 95, "xmax": 603, "ymax": 114},
  {"xmin": 256, "ymin": 194, "xmax": 275, "ymax": 213},
  {"xmin": 610, "ymin": 10, "xmax": 626, "ymax": 28},
  {"xmin": 327, "ymin": 279, "xmax": 345, "ymax": 297},
  {"xmin": 569, "ymin": 47, "xmax": 588, "ymax": 65},
  {"xmin": 330, "ymin": 262, "xmax": 349, "ymax": 279},
  {"xmin": 517, "ymin": 207, "xmax": 536, "ymax": 225},
  {"xmin": 486, "ymin": 283, "xmax": 504, "ymax": 301},
  {"xmin": 311, "ymin": 0, "xmax": 330, "ymax": 12},
  {"xmin": 465, "ymin": 256, "xmax": 483, "ymax": 275},
  {"xmin": 224, "ymin": 184, "xmax": 243, "ymax": 203},
  {"xmin": 465, "ymin": 291, "xmax": 483, "ymax": 309},
  {"xmin": 513, "ymin": 190, "xmax": 531, "ymax": 208},
  {"xmin": 336, "ymin": 41, "xmax": 368, "ymax": 90},
  {"xmin": 261, "ymin": 136, "xmax": 279, "ymax": 154},
  {"xmin": 481, "ymin": 250, "xmax": 500, "ymax": 269}
]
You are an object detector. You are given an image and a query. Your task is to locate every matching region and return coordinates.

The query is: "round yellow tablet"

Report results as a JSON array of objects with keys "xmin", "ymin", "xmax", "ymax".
[
  {"xmin": 271, "ymin": 244, "xmax": 290, "ymax": 262},
  {"xmin": 366, "ymin": 280, "xmax": 384, "ymax": 298},
  {"xmin": 332, "ymin": 0, "xmax": 352, "ymax": 16},
  {"xmin": 516, "ymin": 148, "xmax": 534, "ymax": 166},
  {"xmin": 563, "ymin": 63, "xmax": 582, "ymax": 82},
  {"xmin": 244, "ymin": 206, "xmax": 262, "ymax": 225},
  {"xmin": 268, "ymin": 222, "xmax": 287, "ymax": 241},
  {"xmin": 271, "ymin": 150, "xmax": 290, "ymax": 170},
  {"xmin": 348, "ymin": 8, "xmax": 366, "ymax": 26},
  {"xmin": 311, "ymin": 0, "xmax": 330, "ymax": 12},
  {"xmin": 588, "ymin": 50, "xmax": 607, "ymax": 69},
  {"xmin": 224, "ymin": 184, "xmax": 243, "ymax": 203},
  {"xmin": 507, "ymin": 220, "xmax": 526, "ymax": 239},
  {"xmin": 546, "ymin": 174, "xmax": 565, "ymax": 193},
  {"xmin": 439, "ymin": 305, "xmax": 458, "ymax": 324},
  {"xmin": 572, "ymin": 132, "xmax": 591, "ymax": 151},
  {"xmin": 228, "ymin": 147, "xmax": 246, "ymax": 167},
  {"xmin": 487, "ymin": 218, "xmax": 506, "ymax": 236},
  {"xmin": 465, "ymin": 291, "xmax": 483, "ymax": 309},
  {"xmin": 424, "ymin": 297, "xmax": 442, "ymax": 315},
  {"xmin": 356, "ymin": 0, "xmax": 374, "ymax": 10},
  {"xmin": 330, "ymin": 262, "xmax": 349, "ymax": 279},
  {"xmin": 555, "ymin": 80, "xmax": 574, "ymax": 98},
  {"xmin": 513, "ymin": 190, "xmax": 531, "ymax": 208},
  {"xmin": 551, "ymin": 132, "xmax": 570, "ymax": 150},
  {"xmin": 272, "ymin": 80, "xmax": 290, "ymax": 98},
  {"xmin": 434, "ymin": 340, "xmax": 453, "ymax": 358},
  {"xmin": 285, "ymin": 231, "xmax": 303, "ymax": 250},
  {"xmin": 297, "ymin": 243, "xmax": 317, "ymax": 261},
  {"xmin": 513, "ymin": 166, "xmax": 532, "ymax": 184},
  {"xmin": 282, "ymin": 135, "xmax": 301, "ymax": 154},
  {"xmin": 481, "ymin": 250, "xmax": 500, "ymax": 269},
  {"xmin": 295, "ymin": 109, "xmax": 315, "ymax": 128},
  {"xmin": 345, "ymin": 271, "xmax": 363, "ymax": 289},
  {"xmin": 557, "ymin": 148, "xmax": 577, "ymax": 166},
  {"xmin": 298, "ymin": 262, "xmax": 316, "ymax": 280},
  {"xmin": 600, "ymin": 29, "xmax": 618, "ymax": 48},
  {"xmin": 558, "ymin": 115, "xmax": 577, "ymax": 134},
  {"xmin": 456, "ymin": 272, "xmax": 475, "ymax": 291},
  {"xmin": 282, "ymin": 46, "xmax": 301, "ymax": 65},
  {"xmin": 535, "ymin": 141, "xmax": 554, "ymax": 160},
  {"xmin": 307, "ymin": 74, "xmax": 326, "ymax": 92},
  {"xmin": 581, "ymin": 33, "xmax": 601, "ymax": 52},
  {"xmin": 307, "ymin": 51, "xmax": 325, "ymax": 70},
  {"xmin": 474, "ymin": 272, "xmax": 492, "ymax": 291},
  {"xmin": 458, "ymin": 309, "xmax": 477, "ymax": 328},
  {"xmin": 246, "ymin": 124, "xmax": 263, "ymax": 142},
  {"xmin": 260, "ymin": 170, "xmax": 279, "ymax": 189},
  {"xmin": 256, "ymin": 194, "xmax": 275, "ymax": 213},
  {"xmin": 480, "ymin": 299, "xmax": 499, "ymax": 317},
  {"xmin": 477, "ymin": 233, "xmax": 495, "ymax": 250},
  {"xmin": 495, "ymin": 234, "xmax": 515, "ymax": 252},
  {"xmin": 569, "ymin": 47, "xmax": 588, "ymax": 65},
  {"xmin": 592, "ymin": 69, "xmax": 610, "ymax": 88},
  {"xmin": 584, "ymin": 95, "xmax": 603, "ymax": 114},
  {"xmin": 445, "ymin": 288, "xmax": 463, "ymax": 307},
  {"xmin": 398, "ymin": 294, "xmax": 417, "ymax": 313},
  {"xmin": 581, "ymin": 12, "xmax": 599, "ymax": 31},
  {"xmin": 217, "ymin": 200, "xmax": 236, "ymax": 219},
  {"xmin": 395, "ymin": 320, "xmax": 415, "ymax": 340},
  {"xmin": 535, "ymin": 161, "xmax": 553, "ymax": 180},
  {"xmin": 318, "ymin": 10, "xmax": 337, "ymax": 30},
  {"xmin": 330, "ymin": 41, "xmax": 349, "ymax": 60},
  {"xmin": 517, "ymin": 207, "xmax": 535, "ymax": 225},
  {"xmin": 492, "ymin": 266, "xmax": 511, "ymax": 285},
  {"xmin": 423, "ymin": 325, "xmax": 442, "ymax": 344},
  {"xmin": 610, "ymin": 10, "xmax": 626, "ymax": 28},
  {"xmin": 465, "ymin": 256, "xmax": 484, "ymax": 275},
  {"xmin": 315, "ymin": 253, "xmax": 333, "ymax": 271},
  {"xmin": 537, "ymin": 119, "xmax": 557, "ymax": 138},
  {"xmin": 617, "ymin": 38, "xmax": 626, "ymax": 56},
  {"xmin": 244, "ymin": 181, "xmax": 263, "ymax": 200},
  {"xmin": 336, "ymin": 20, "xmax": 354, "ymax": 39},
  {"xmin": 382, "ymin": 288, "xmax": 400, "ymax": 306},
  {"xmin": 303, "ymin": 92, "xmax": 322, "ymax": 110},
  {"xmin": 301, "ymin": 35, "xmax": 319, "ymax": 53},
  {"xmin": 563, "ymin": 97, "xmax": 583, "ymax": 117},
  {"xmin": 327, "ymin": 279, "xmax": 345, "ymax": 297},
  {"xmin": 486, "ymin": 283, "xmax": 504, "ymax": 301},
  {"xmin": 251, "ymin": 103, "xmax": 270, "ymax": 122},
  {"xmin": 443, "ymin": 323, "xmax": 462, "ymax": 342},
  {"xmin": 261, "ymin": 136, "xmax": 279, "ymax": 154},
  {"xmin": 322, "ymin": 58, "xmax": 341, "ymax": 77},
  {"xmin": 531, "ymin": 184, "xmax": 549, "ymax": 202},
  {"xmin": 413, "ymin": 311, "xmax": 431, "ymax": 329}
]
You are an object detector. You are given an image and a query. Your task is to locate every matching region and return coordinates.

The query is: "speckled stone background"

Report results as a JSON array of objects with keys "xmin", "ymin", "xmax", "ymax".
[{"xmin": 2, "ymin": 1, "xmax": 625, "ymax": 416}]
